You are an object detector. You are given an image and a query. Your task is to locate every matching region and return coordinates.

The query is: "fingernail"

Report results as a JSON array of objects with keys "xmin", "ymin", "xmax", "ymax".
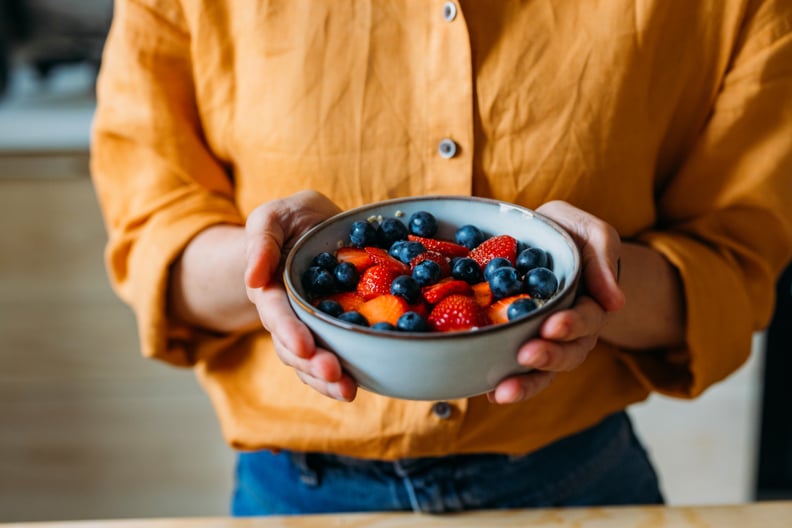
[
  {"xmin": 327, "ymin": 383, "xmax": 342, "ymax": 400},
  {"xmin": 511, "ymin": 385, "xmax": 526, "ymax": 403},
  {"xmin": 521, "ymin": 348, "xmax": 548, "ymax": 369},
  {"xmin": 551, "ymin": 321, "xmax": 570, "ymax": 340},
  {"xmin": 497, "ymin": 384, "xmax": 525, "ymax": 404},
  {"xmin": 328, "ymin": 383, "xmax": 348, "ymax": 401}
]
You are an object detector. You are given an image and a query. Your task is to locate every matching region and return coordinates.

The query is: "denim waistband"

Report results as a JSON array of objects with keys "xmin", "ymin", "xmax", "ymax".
[{"xmin": 232, "ymin": 411, "xmax": 664, "ymax": 515}]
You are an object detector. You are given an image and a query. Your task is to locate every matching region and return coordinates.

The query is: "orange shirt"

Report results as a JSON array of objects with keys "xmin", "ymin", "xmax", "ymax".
[{"xmin": 91, "ymin": 0, "xmax": 792, "ymax": 459}]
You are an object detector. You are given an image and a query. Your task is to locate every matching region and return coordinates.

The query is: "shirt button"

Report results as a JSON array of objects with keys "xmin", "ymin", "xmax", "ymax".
[
  {"xmin": 432, "ymin": 401, "xmax": 453, "ymax": 419},
  {"xmin": 438, "ymin": 138, "xmax": 458, "ymax": 159},
  {"xmin": 442, "ymin": 1, "xmax": 458, "ymax": 22}
]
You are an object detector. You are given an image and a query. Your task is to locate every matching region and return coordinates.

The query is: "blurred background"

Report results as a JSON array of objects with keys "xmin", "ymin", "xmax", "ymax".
[{"xmin": 0, "ymin": 0, "xmax": 790, "ymax": 523}]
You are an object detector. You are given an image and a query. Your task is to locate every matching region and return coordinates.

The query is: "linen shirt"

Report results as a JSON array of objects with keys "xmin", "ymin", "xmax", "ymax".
[{"xmin": 91, "ymin": 0, "xmax": 792, "ymax": 459}]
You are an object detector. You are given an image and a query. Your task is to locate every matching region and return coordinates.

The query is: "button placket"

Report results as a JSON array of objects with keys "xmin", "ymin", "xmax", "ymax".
[{"xmin": 424, "ymin": 0, "xmax": 474, "ymax": 194}]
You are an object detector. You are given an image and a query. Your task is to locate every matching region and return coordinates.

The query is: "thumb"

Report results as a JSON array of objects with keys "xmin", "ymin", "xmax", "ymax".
[
  {"xmin": 244, "ymin": 191, "xmax": 343, "ymax": 289},
  {"xmin": 245, "ymin": 203, "xmax": 288, "ymax": 289},
  {"xmin": 537, "ymin": 201, "xmax": 624, "ymax": 312}
]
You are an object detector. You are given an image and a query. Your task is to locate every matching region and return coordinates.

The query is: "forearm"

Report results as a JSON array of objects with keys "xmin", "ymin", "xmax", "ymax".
[
  {"xmin": 168, "ymin": 224, "xmax": 260, "ymax": 333},
  {"xmin": 599, "ymin": 242, "xmax": 686, "ymax": 350}
]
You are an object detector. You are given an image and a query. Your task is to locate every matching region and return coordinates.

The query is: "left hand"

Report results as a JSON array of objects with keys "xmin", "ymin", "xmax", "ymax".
[{"xmin": 488, "ymin": 200, "xmax": 625, "ymax": 404}]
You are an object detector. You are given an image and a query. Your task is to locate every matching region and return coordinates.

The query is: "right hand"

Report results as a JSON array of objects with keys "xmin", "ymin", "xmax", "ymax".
[{"xmin": 244, "ymin": 190, "xmax": 358, "ymax": 401}]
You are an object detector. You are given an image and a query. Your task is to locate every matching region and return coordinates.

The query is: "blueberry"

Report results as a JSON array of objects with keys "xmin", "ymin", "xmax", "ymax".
[
  {"xmin": 455, "ymin": 224, "xmax": 486, "ymax": 250},
  {"xmin": 391, "ymin": 275, "xmax": 421, "ymax": 304},
  {"xmin": 396, "ymin": 311, "xmax": 429, "ymax": 332},
  {"xmin": 483, "ymin": 257, "xmax": 513, "ymax": 282},
  {"xmin": 310, "ymin": 251, "xmax": 338, "ymax": 270},
  {"xmin": 317, "ymin": 299, "xmax": 344, "ymax": 317},
  {"xmin": 349, "ymin": 220, "xmax": 377, "ymax": 247},
  {"xmin": 389, "ymin": 240, "xmax": 426, "ymax": 264},
  {"xmin": 338, "ymin": 311, "xmax": 369, "ymax": 326},
  {"xmin": 451, "ymin": 257, "xmax": 482, "ymax": 284},
  {"xmin": 388, "ymin": 240, "xmax": 408, "ymax": 260},
  {"xmin": 412, "ymin": 260, "xmax": 442, "ymax": 286},
  {"xmin": 333, "ymin": 262, "xmax": 359, "ymax": 291},
  {"xmin": 523, "ymin": 267, "xmax": 559, "ymax": 300},
  {"xmin": 516, "ymin": 247, "xmax": 549, "ymax": 275},
  {"xmin": 376, "ymin": 217, "xmax": 408, "ymax": 248},
  {"xmin": 407, "ymin": 211, "xmax": 438, "ymax": 238},
  {"xmin": 488, "ymin": 266, "xmax": 522, "ymax": 300},
  {"xmin": 372, "ymin": 321, "xmax": 396, "ymax": 331},
  {"xmin": 302, "ymin": 266, "xmax": 335, "ymax": 296},
  {"xmin": 507, "ymin": 298, "xmax": 539, "ymax": 321}
]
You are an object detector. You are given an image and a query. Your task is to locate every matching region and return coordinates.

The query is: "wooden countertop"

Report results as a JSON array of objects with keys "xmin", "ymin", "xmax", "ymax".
[{"xmin": 3, "ymin": 502, "xmax": 791, "ymax": 528}]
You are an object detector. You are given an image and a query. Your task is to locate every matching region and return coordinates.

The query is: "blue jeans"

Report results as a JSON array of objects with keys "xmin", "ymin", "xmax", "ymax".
[{"xmin": 231, "ymin": 411, "xmax": 663, "ymax": 515}]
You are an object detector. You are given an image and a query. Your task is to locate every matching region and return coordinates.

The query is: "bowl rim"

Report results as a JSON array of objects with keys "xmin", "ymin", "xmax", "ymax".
[{"xmin": 282, "ymin": 195, "xmax": 581, "ymax": 340}]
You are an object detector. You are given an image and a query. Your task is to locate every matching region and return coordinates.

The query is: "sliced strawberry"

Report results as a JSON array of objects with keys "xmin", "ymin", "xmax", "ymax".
[
  {"xmin": 469, "ymin": 235, "xmax": 518, "ymax": 267},
  {"xmin": 487, "ymin": 293, "xmax": 534, "ymax": 325},
  {"xmin": 406, "ymin": 300, "xmax": 429, "ymax": 319},
  {"xmin": 336, "ymin": 247, "xmax": 373, "ymax": 272},
  {"xmin": 364, "ymin": 246, "xmax": 410, "ymax": 274},
  {"xmin": 471, "ymin": 281, "xmax": 493, "ymax": 308},
  {"xmin": 409, "ymin": 250, "xmax": 452, "ymax": 278},
  {"xmin": 356, "ymin": 265, "xmax": 400, "ymax": 300},
  {"xmin": 407, "ymin": 234, "xmax": 469, "ymax": 258},
  {"xmin": 421, "ymin": 278, "xmax": 473, "ymax": 305},
  {"xmin": 428, "ymin": 294, "xmax": 491, "ymax": 332},
  {"xmin": 314, "ymin": 291, "xmax": 366, "ymax": 313},
  {"xmin": 358, "ymin": 294, "xmax": 409, "ymax": 326}
]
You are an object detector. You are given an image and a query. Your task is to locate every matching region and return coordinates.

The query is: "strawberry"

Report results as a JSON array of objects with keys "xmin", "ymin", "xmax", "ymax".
[
  {"xmin": 409, "ymin": 251, "xmax": 452, "ymax": 278},
  {"xmin": 357, "ymin": 265, "xmax": 400, "ymax": 300},
  {"xmin": 487, "ymin": 293, "xmax": 534, "ymax": 325},
  {"xmin": 364, "ymin": 246, "xmax": 410, "ymax": 274},
  {"xmin": 406, "ymin": 300, "xmax": 430, "ymax": 319},
  {"xmin": 471, "ymin": 281, "xmax": 493, "ymax": 308},
  {"xmin": 428, "ymin": 294, "xmax": 491, "ymax": 332},
  {"xmin": 407, "ymin": 234, "xmax": 469, "ymax": 258},
  {"xmin": 314, "ymin": 291, "xmax": 366, "ymax": 313},
  {"xmin": 358, "ymin": 294, "xmax": 409, "ymax": 326},
  {"xmin": 469, "ymin": 235, "xmax": 518, "ymax": 267},
  {"xmin": 421, "ymin": 278, "xmax": 473, "ymax": 304},
  {"xmin": 336, "ymin": 247, "xmax": 373, "ymax": 272}
]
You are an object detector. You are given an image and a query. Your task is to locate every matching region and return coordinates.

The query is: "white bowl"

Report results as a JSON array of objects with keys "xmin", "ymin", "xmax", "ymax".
[{"xmin": 283, "ymin": 196, "xmax": 581, "ymax": 401}]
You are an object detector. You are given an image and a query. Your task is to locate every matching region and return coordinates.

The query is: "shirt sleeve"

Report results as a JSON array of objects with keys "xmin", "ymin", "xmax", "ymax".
[
  {"xmin": 620, "ymin": 0, "xmax": 792, "ymax": 398},
  {"xmin": 90, "ymin": 0, "xmax": 245, "ymax": 366}
]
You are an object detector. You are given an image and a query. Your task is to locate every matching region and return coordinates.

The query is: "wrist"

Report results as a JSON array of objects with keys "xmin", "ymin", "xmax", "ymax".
[
  {"xmin": 169, "ymin": 224, "xmax": 260, "ymax": 333},
  {"xmin": 599, "ymin": 242, "xmax": 685, "ymax": 349}
]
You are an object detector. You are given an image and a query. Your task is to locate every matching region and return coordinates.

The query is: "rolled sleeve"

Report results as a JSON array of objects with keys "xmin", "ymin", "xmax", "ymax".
[
  {"xmin": 620, "ymin": 1, "xmax": 792, "ymax": 397},
  {"xmin": 91, "ymin": 0, "xmax": 245, "ymax": 366}
]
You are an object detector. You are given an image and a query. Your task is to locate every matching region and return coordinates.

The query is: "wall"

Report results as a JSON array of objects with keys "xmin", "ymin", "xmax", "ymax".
[{"xmin": 0, "ymin": 172, "xmax": 234, "ymax": 522}]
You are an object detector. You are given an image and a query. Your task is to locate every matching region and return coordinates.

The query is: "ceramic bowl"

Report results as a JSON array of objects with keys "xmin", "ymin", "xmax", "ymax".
[{"xmin": 283, "ymin": 196, "xmax": 581, "ymax": 401}]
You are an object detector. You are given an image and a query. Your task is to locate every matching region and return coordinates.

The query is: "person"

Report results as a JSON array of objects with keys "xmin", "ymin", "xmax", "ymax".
[{"xmin": 90, "ymin": 0, "xmax": 792, "ymax": 515}]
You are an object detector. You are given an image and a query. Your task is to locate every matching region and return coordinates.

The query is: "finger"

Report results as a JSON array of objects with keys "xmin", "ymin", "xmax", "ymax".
[
  {"xmin": 539, "ymin": 295, "xmax": 607, "ymax": 342},
  {"xmin": 271, "ymin": 333, "xmax": 344, "ymax": 382},
  {"xmin": 294, "ymin": 369, "xmax": 358, "ymax": 402},
  {"xmin": 516, "ymin": 334, "xmax": 598, "ymax": 372},
  {"xmin": 250, "ymin": 285, "xmax": 316, "ymax": 359},
  {"xmin": 537, "ymin": 201, "xmax": 624, "ymax": 312},
  {"xmin": 487, "ymin": 371, "xmax": 557, "ymax": 404}
]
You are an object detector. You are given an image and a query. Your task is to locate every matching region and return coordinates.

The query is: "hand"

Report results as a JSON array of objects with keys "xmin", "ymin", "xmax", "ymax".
[
  {"xmin": 245, "ymin": 190, "xmax": 358, "ymax": 401},
  {"xmin": 488, "ymin": 200, "xmax": 625, "ymax": 404}
]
